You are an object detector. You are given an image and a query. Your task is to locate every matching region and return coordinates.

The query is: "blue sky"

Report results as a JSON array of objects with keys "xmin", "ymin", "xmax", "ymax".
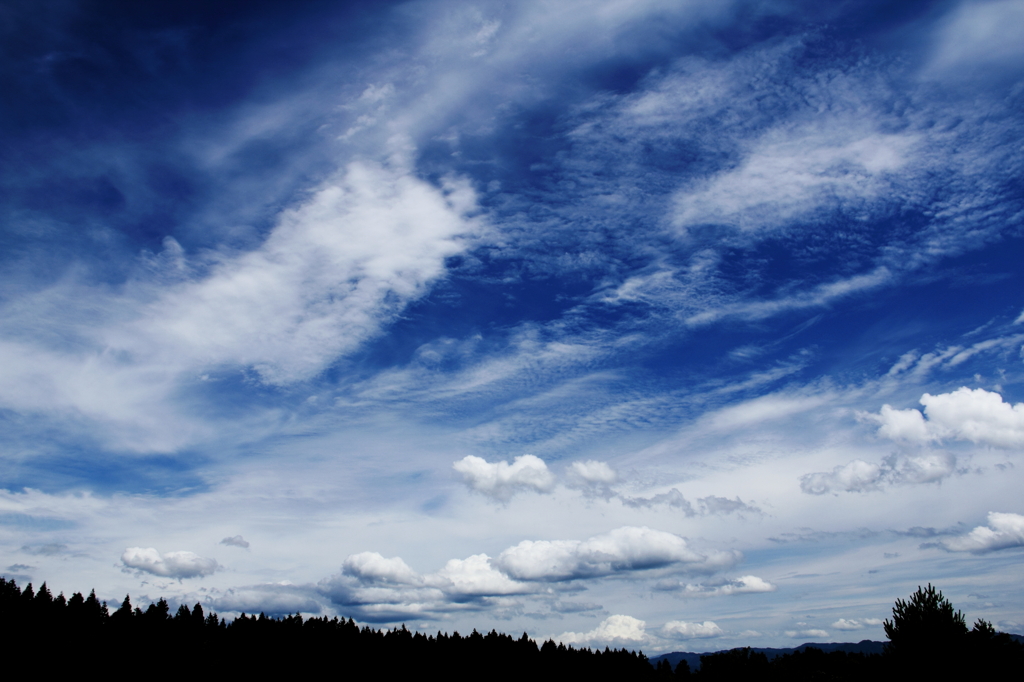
[{"xmin": 2, "ymin": 0, "xmax": 1024, "ymax": 650}]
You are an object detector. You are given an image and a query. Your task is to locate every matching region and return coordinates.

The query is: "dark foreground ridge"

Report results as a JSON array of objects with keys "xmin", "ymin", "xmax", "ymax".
[{"xmin": 2, "ymin": 577, "xmax": 1021, "ymax": 679}]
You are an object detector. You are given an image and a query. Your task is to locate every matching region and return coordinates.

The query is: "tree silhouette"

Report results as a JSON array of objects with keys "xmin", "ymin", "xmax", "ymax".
[
  {"xmin": 884, "ymin": 583, "xmax": 966, "ymax": 652},
  {"xmin": 884, "ymin": 583, "xmax": 967, "ymax": 675}
]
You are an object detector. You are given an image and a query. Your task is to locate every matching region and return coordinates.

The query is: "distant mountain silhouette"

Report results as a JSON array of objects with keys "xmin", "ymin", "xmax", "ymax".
[{"xmin": 650, "ymin": 640, "xmax": 887, "ymax": 671}]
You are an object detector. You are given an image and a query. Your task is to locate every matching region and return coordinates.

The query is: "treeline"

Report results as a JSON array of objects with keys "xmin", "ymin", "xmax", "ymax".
[
  {"xmin": 0, "ymin": 577, "xmax": 652, "ymax": 678},
  {"xmin": 3, "ymin": 577, "xmax": 1021, "ymax": 679}
]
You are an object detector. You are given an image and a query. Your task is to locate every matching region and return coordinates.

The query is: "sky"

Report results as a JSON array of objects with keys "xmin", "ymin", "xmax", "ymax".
[{"xmin": 2, "ymin": 0, "xmax": 1024, "ymax": 652}]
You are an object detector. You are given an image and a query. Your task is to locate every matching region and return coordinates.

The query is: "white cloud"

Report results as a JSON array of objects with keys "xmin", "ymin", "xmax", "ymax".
[
  {"xmin": 673, "ymin": 128, "xmax": 915, "ymax": 233},
  {"xmin": 800, "ymin": 460, "xmax": 884, "ymax": 495},
  {"xmin": 866, "ymin": 387, "xmax": 1024, "ymax": 448},
  {"xmin": 863, "ymin": 618, "xmax": 883, "ymax": 626},
  {"xmin": 831, "ymin": 618, "xmax": 863, "ymax": 630},
  {"xmin": 557, "ymin": 615, "xmax": 647, "ymax": 646},
  {"xmin": 220, "ymin": 535, "xmax": 250, "ymax": 548},
  {"xmin": 125, "ymin": 162, "xmax": 478, "ymax": 385},
  {"xmin": 0, "ymin": 161, "xmax": 481, "ymax": 453},
  {"xmin": 570, "ymin": 460, "xmax": 618, "ymax": 485},
  {"xmin": 121, "ymin": 547, "xmax": 218, "ymax": 579},
  {"xmin": 318, "ymin": 525, "xmax": 745, "ymax": 622},
  {"xmin": 801, "ymin": 452, "xmax": 958, "ymax": 495},
  {"xmin": 661, "ymin": 620, "xmax": 724, "ymax": 639},
  {"xmin": 343, "ymin": 551, "xmax": 422, "ymax": 585},
  {"xmin": 453, "ymin": 454, "xmax": 555, "ymax": 501},
  {"xmin": 786, "ymin": 629, "xmax": 829, "ymax": 639},
  {"xmin": 926, "ymin": 0, "xmax": 1024, "ymax": 77},
  {"xmin": 940, "ymin": 512, "xmax": 1024, "ymax": 554},
  {"xmin": 323, "ymin": 549, "xmax": 533, "ymax": 621},
  {"xmin": 660, "ymin": 575, "xmax": 776, "ymax": 596},
  {"xmin": 495, "ymin": 526, "xmax": 736, "ymax": 581},
  {"xmin": 434, "ymin": 553, "xmax": 530, "ymax": 596}
]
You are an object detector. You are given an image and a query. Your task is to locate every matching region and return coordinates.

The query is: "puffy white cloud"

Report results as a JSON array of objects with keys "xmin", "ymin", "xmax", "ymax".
[
  {"xmin": 343, "ymin": 551, "xmax": 421, "ymax": 584},
  {"xmin": 320, "ymin": 526, "xmax": 745, "ymax": 622},
  {"xmin": 453, "ymin": 454, "xmax": 555, "ymax": 501},
  {"xmin": 495, "ymin": 526, "xmax": 735, "ymax": 581},
  {"xmin": 786, "ymin": 629, "xmax": 829, "ymax": 639},
  {"xmin": 940, "ymin": 512, "xmax": 1024, "ymax": 553},
  {"xmin": 658, "ymin": 575, "xmax": 775, "ymax": 596},
  {"xmin": 569, "ymin": 460, "xmax": 618, "ymax": 485},
  {"xmin": 863, "ymin": 618, "xmax": 883, "ymax": 626},
  {"xmin": 661, "ymin": 620, "xmax": 724, "ymax": 639},
  {"xmin": 866, "ymin": 388, "xmax": 1024, "ymax": 448},
  {"xmin": 800, "ymin": 452, "xmax": 958, "ymax": 494},
  {"xmin": 434, "ymin": 554, "xmax": 530, "ymax": 596},
  {"xmin": 800, "ymin": 460, "xmax": 884, "ymax": 494},
  {"xmin": 831, "ymin": 618, "xmax": 863, "ymax": 630},
  {"xmin": 716, "ymin": 575, "xmax": 775, "ymax": 595},
  {"xmin": 557, "ymin": 615, "xmax": 647, "ymax": 646},
  {"xmin": 121, "ymin": 547, "xmax": 218, "ymax": 579},
  {"xmin": 220, "ymin": 535, "xmax": 250, "ymax": 548},
  {"xmin": 321, "ymin": 549, "xmax": 532, "ymax": 621}
]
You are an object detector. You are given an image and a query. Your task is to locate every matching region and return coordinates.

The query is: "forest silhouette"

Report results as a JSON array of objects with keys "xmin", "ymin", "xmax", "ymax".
[{"xmin": 1, "ymin": 577, "xmax": 1020, "ymax": 678}]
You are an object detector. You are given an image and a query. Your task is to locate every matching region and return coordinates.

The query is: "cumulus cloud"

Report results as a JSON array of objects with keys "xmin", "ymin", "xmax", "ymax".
[
  {"xmin": 435, "ymin": 554, "xmax": 531, "ymax": 597},
  {"xmin": 866, "ymin": 387, "xmax": 1024, "ymax": 448},
  {"xmin": 322, "ymin": 549, "xmax": 532, "ymax": 622},
  {"xmin": 494, "ymin": 526, "xmax": 736, "ymax": 581},
  {"xmin": 343, "ymin": 552, "xmax": 422, "ymax": 585},
  {"xmin": 831, "ymin": 618, "xmax": 864, "ymax": 630},
  {"xmin": 801, "ymin": 460, "xmax": 884, "ymax": 494},
  {"xmin": 220, "ymin": 535, "xmax": 250, "ymax": 548},
  {"xmin": 786, "ymin": 628, "xmax": 829, "ymax": 639},
  {"xmin": 661, "ymin": 620, "xmax": 724, "ymax": 639},
  {"xmin": 800, "ymin": 452, "xmax": 958, "ymax": 495},
  {"xmin": 940, "ymin": 512, "xmax": 1024, "ymax": 553},
  {"xmin": 834, "ymin": 617, "xmax": 884, "ymax": 630},
  {"xmin": 320, "ymin": 526, "xmax": 743, "ymax": 622},
  {"xmin": 557, "ymin": 615, "xmax": 647, "ymax": 646},
  {"xmin": 121, "ymin": 547, "xmax": 218, "ymax": 579},
  {"xmin": 569, "ymin": 460, "xmax": 618, "ymax": 485},
  {"xmin": 453, "ymin": 454, "xmax": 555, "ymax": 501},
  {"xmin": 656, "ymin": 575, "xmax": 776, "ymax": 596}
]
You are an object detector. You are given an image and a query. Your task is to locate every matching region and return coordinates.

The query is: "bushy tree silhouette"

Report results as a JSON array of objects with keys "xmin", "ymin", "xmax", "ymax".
[
  {"xmin": 884, "ymin": 583, "xmax": 968, "ymax": 675},
  {"xmin": 884, "ymin": 583, "xmax": 966, "ymax": 653}
]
